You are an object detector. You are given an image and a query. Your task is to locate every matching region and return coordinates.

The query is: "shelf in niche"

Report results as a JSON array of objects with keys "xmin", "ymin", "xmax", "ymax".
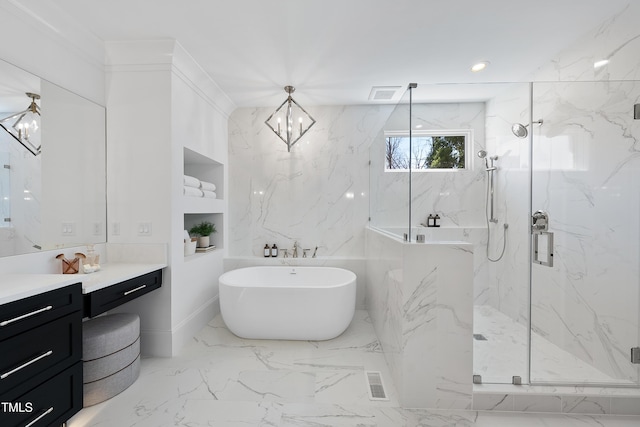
[
  {"xmin": 182, "ymin": 196, "xmax": 225, "ymax": 214},
  {"xmin": 184, "ymin": 248, "xmax": 223, "ymax": 262},
  {"xmin": 183, "ymin": 147, "xmax": 224, "ymax": 200},
  {"xmin": 184, "ymin": 212, "xmax": 223, "ymax": 258}
]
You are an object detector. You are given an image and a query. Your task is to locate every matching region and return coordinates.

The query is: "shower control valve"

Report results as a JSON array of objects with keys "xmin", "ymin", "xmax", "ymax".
[{"xmin": 531, "ymin": 210, "xmax": 549, "ymax": 232}]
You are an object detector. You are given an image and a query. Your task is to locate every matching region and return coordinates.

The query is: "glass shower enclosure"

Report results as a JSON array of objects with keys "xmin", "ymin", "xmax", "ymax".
[
  {"xmin": 369, "ymin": 80, "xmax": 640, "ymax": 387},
  {"xmin": 529, "ymin": 81, "xmax": 640, "ymax": 386}
]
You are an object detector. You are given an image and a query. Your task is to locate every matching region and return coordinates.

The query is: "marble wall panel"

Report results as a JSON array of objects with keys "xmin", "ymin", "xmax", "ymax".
[
  {"xmin": 366, "ymin": 227, "xmax": 473, "ymax": 409},
  {"xmin": 228, "ymin": 105, "xmax": 394, "ymax": 258}
]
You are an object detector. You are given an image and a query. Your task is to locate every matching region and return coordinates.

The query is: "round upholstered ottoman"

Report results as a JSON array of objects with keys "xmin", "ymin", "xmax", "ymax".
[{"xmin": 82, "ymin": 313, "xmax": 141, "ymax": 407}]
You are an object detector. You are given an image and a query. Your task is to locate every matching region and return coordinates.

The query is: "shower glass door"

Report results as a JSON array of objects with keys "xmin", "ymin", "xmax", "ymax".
[
  {"xmin": 370, "ymin": 86, "xmax": 413, "ymax": 238},
  {"xmin": 530, "ymin": 81, "xmax": 640, "ymax": 386}
]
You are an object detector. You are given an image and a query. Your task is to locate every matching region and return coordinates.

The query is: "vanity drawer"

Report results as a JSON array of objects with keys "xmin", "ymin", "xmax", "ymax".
[
  {"xmin": 0, "ymin": 361, "xmax": 82, "ymax": 427},
  {"xmin": 0, "ymin": 283, "xmax": 82, "ymax": 341},
  {"xmin": 0, "ymin": 311, "xmax": 81, "ymax": 395},
  {"xmin": 84, "ymin": 269, "xmax": 162, "ymax": 317}
]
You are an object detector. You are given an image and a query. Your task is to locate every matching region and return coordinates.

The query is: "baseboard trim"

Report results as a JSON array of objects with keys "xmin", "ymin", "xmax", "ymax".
[{"xmin": 171, "ymin": 295, "xmax": 219, "ymax": 356}]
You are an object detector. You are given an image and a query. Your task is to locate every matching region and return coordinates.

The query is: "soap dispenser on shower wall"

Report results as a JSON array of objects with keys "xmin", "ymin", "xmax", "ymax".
[{"xmin": 264, "ymin": 244, "xmax": 270, "ymax": 257}]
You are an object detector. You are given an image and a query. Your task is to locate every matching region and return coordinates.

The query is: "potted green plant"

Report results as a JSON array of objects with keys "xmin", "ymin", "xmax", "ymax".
[{"xmin": 189, "ymin": 221, "xmax": 216, "ymax": 248}]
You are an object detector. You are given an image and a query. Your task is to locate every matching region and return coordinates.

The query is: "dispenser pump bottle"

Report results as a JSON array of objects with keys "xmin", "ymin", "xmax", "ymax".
[{"xmin": 264, "ymin": 244, "xmax": 270, "ymax": 257}]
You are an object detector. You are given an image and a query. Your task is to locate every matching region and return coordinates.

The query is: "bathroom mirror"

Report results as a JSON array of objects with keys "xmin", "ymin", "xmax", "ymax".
[{"xmin": 0, "ymin": 58, "xmax": 106, "ymax": 257}]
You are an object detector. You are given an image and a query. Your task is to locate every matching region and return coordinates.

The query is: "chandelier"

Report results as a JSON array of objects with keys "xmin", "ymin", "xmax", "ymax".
[
  {"xmin": 0, "ymin": 92, "xmax": 41, "ymax": 156},
  {"xmin": 264, "ymin": 86, "xmax": 316, "ymax": 152}
]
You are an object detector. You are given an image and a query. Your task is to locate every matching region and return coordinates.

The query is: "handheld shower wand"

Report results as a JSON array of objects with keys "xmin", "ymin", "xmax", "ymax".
[
  {"xmin": 477, "ymin": 150, "xmax": 498, "ymax": 222},
  {"xmin": 477, "ymin": 150, "xmax": 508, "ymax": 262}
]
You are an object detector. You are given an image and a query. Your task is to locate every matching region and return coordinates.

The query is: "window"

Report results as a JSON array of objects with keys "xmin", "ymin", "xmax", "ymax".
[{"xmin": 384, "ymin": 130, "xmax": 471, "ymax": 171}]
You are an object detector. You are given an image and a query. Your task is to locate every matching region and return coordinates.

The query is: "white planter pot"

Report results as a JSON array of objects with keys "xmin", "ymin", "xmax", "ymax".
[{"xmin": 197, "ymin": 235, "xmax": 210, "ymax": 248}]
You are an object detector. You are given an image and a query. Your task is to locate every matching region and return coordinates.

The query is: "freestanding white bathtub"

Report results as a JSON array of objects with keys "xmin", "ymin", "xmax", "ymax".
[{"xmin": 219, "ymin": 266, "xmax": 356, "ymax": 340}]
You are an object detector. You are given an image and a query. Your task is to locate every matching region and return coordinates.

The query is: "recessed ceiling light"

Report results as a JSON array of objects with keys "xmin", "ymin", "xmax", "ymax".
[
  {"xmin": 594, "ymin": 59, "xmax": 609, "ymax": 69},
  {"xmin": 471, "ymin": 61, "xmax": 490, "ymax": 72}
]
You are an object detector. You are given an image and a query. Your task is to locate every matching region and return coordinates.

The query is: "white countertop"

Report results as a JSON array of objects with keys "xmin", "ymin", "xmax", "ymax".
[
  {"xmin": 0, "ymin": 274, "xmax": 80, "ymax": 305},
  {"xmin": 0, "ymin": 263, "xmax": 167, "ymax": 305},
  {"xmin": 80, "ymin": 263, "xmax": 166, "ymax": 293}
]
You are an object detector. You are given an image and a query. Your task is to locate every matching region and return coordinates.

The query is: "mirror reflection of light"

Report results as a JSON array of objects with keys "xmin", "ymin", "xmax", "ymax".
[{"xmin": 345, "ymin": 192, "xmax": 355, "ymax": 199}]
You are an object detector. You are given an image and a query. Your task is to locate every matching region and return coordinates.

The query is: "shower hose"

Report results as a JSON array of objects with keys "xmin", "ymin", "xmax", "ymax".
[{"xmin": 485, "ymin": 175, "xmax": 508, "ymax": 262}]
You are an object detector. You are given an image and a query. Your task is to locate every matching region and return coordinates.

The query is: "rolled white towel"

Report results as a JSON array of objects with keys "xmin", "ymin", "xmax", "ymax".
[
  {"xmin": 202, "ymin": 190, "xmax": 217, "ymax": 199},
  {"xmin": 184, "ymin": 186, "xmax": 204, "ymax": 197},
  {"xmin": 184, "ymin": 175, "xmax": 201, "ymax": 188},
  {"xmin": 199, "ymin": 181, "xmax": 216, "ymax": 192}
]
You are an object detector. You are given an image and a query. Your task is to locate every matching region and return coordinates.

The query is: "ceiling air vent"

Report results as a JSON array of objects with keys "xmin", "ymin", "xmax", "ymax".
[{"xmin": 368, "ymin": 86, "xmax": 401, "ymax": 101}]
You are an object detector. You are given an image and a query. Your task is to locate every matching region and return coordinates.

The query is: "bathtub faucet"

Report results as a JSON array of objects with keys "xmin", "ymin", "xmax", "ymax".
[{"xmin": 292, "ymin": 241, "xmax": 299, "ymax": 258}]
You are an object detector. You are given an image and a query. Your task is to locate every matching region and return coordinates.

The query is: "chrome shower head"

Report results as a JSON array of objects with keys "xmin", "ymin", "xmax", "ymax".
[
  {"xmin": 512, "ymin": 123, "xmax": 529, "ymax": 138},
  {"xmin": 512, "ymin": 119, "xmax": 543, "ymax": 138}
]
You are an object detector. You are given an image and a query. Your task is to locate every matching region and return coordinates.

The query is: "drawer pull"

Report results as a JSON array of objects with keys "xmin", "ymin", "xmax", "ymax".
[
  {"xmin": 1, "ymin": 350, "xmax": 53, "ymax": 380},
  {"xmin": 24, "ymin": 406, "xmax": 54, "ymax": 427},
  {"xmin": 124, "ymin": 284, "xmax": 147, "ymax": 296},
  {"xmin": 0, "ymin": 305, "xmax": 53, "ymax": 327}
]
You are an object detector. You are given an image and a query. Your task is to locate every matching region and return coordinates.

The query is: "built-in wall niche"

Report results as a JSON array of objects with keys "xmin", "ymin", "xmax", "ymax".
[
  {"xmin": 184, "ymin": 213, "xmax": 223, "ymax": 255},
  {"xmin": 183, "ymin": 147, "xmax": 223, "ymax": 200}
]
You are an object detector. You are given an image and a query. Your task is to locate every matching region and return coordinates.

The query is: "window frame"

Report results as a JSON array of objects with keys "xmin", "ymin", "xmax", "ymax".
[{"xmin": 384, "ymin": 129, "xmax": 473, "ymax": 172}]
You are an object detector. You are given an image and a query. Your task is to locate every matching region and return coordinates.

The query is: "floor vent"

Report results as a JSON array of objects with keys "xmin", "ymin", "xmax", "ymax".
[
  {"xmin": 473, "ymin": 334, "xmax": 488, "ymax": 341},
  {"xmin": 365, "ymin": 371, "xmax": 388, "ymax": 400}
]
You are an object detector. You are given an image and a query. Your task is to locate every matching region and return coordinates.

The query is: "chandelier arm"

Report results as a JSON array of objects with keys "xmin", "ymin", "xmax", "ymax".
[
  {"xmin": 286, "ymin": 96, "xmax": 316, "ymax": 151},
  {"xmin": 0, "ymin": 123, "xmax": 40, "ymax": 156},
  {"xmin": 289, "ymin": 97, "xmax": 316, "ymax": 124},
  {"xmin": 0, "ymin": 108, "xmax": 30, "ymax": 124},
  {"xmin": 263, "ymin": 97, "xmax": 289, "ymax": 124}
]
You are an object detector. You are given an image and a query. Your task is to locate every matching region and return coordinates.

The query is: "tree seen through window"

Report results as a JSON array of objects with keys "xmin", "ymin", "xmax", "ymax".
[{"xmin": 385, "ymin": 134, "xmax": 466, "ymax": 170}]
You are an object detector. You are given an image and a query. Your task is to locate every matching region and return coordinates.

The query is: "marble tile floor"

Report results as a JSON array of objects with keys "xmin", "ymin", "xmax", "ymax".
[
  {"xmin": 68, "ymin": 310, "xmax": 640, "ymax": 426},
  {"xmin": 473, "ymin": 305, "xmax": 634, "ymax": 385}
]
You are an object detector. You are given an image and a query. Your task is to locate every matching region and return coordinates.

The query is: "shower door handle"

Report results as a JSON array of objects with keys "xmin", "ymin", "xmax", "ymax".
[{"xmin": 533, "ymin": 231, "xmax": 554, "ymax": 267}]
